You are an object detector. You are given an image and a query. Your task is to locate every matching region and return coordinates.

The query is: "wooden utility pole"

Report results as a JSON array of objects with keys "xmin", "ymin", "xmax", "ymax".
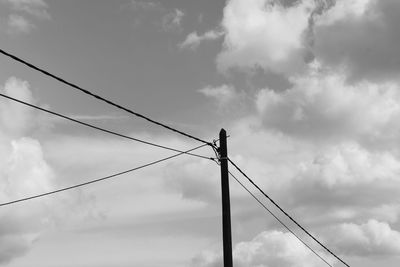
[{"xmin": 219, "ymin": 128, "xmax": 233, "ymax": 267}]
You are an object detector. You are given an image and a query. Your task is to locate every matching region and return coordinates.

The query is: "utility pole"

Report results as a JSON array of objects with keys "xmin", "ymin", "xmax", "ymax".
[{"xmin": 219, "ymin": 128, "xmax": 233, "ymax": 267}]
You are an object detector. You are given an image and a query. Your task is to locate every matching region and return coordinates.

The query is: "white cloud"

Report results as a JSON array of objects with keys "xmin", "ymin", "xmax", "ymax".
[
  {"xmin": 217, "ymin": 0, "xmax": 314, "ymax": 74},
  {"xmin": 7, "ymin": 14, "xmax": 34, "ymax": 34},
  {"xmin": 191, "ymin": 230, "xmax": 334, "ymax": 267},
  {"xmin": 248, "ymin": 65, "xmax": 400, "ymax": 224},
  {"xmin": 3, "ymin": 0, "xmax": 50, "ymax": 20},
  {"xmin": 0, "ymin": 138, "xmax": 51, "ymax": 264},
  {"xmin": 0, "ymin": 77, "xmax": 55, "ymax": 264},
  {"xmin": 0, "ymin": 77, "xmax": 94, "ymax": 264},
  {"xmin": 215, "ymin": 0, "xmax": 400, "ymax": 82},
  {"xmin": 130, "ymin": 0, "xmax": 158, "ymax": 11},
  {"xmin": 180, "ymin": 30, "xmax": 223, "ymax": 50},
  {"xmin": 316, "ymin": 0, "xmax": 375, "ymax": 26},
  {"xmin": 303, "ymin": 144, "xmax": 400, "ymax": 191},
  {"xmin": 256, "ymin": 65, "xmax": 400, "ymax": 144},
  {"xmin": 298, "ymin": 142, "xmax": 400, "ymax": 188},
  {"xmin": 162, "ymin": 8, "xmax": 184, "ymax": 33},
  {"xmin": 323, "ymin": 220, "xmax": 400, "ymax": 256},
  {"xmin": 1, "ymin": 0, "xmax": 50, "ymax": 35},
  {"xmin": 173, "ymin": 2, "xmax": 400, "ymax": 266},
  {"xmin": 0, "ymin": 77, "xmax": 36, "ymax": 135},
  {"xmin": 3, "ymin": 138, "xmax": 54, "ymax": 199},
  {"xmin": 284, "ymin": 141, "xmax": 400, "ymax": 217},
  {"xmin": 198, "ymin": 84, "xmax": 239, "ymax": 108}
]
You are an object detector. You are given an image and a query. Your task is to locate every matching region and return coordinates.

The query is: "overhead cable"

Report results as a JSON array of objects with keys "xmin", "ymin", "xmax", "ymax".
[
  {"xmin": 229, "ymin": 171, "xmax": 333, "ymax": 267},
  {"xmin": 228, "ymin": 158, "xmax": 350, "ymax": 267},
  {"xmin": 0, "ymin": 144, "xmax": 208, "ymax": 207},
  {"xmin": 0, "ymin": 93, "xmax": 213, "ymax": 161},
  {"xmin": 0, "ymin": 48, "xmax": 214, "ymax": 147}
]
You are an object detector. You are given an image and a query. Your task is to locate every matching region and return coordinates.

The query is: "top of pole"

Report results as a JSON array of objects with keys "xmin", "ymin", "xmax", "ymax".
[
  {"xmin": 220, "ymin": 129, "xmax": 227, "ymax": 144},
  {"xmin": 219, "ymin": 129, "xmax": 228, "ymax": 157}
]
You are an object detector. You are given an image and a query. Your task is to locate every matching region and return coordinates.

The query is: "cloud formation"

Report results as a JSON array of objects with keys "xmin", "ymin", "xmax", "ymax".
[
  {"xmin": 1, "ymin": 0, "xmax": 50, "ymax": 34},
  {"xmin": 180, "ymin": 30, "xmax": 223, "ymax": 50},
  {"xmin": 6, "ymin": 14, "xmax": 34, "ymax": 33},
  {"xmin": 129, "ymin": 0, "xmax": 185, "ymax": 34},
  {"xmin": 192, "ymin": 230, "xmax": 333, "ymax": 267},
  {"xmin": 217, "ymin": 0, "xmax": 314, "ymax": 74},
  {"xmin": 0, "ymin": 77, "xmax": 95, "ymax": 264},
  {"xmin": 198, "ymin": 84, "xmax": 239, "ymax": 108},
  {"xmin": 0, "ymin": 77, "xmax": 36, "ymax": 136},
  {"xmin": 162, "ymin": 8, "xmax": 184, "ymax": 33},
  {"xmin": 323, "ymin": 220, "xmax": 400, "ymax": 256},
  {"xmin": 210, "ymin": 0, "xmax": 400, "ymax": 84},
  {"xmin": 313, "ymin": 0, "xmax": 400, "ymax": 82},
  {"xmin": 0, "ymin": 77, "xmax": 55, "ymax": 264},
  {"xmin": 3, "ymin": 0, "xmax": 50, "ymax": 19},
  {"xmin": 256, "ymin": 64, "xmax": 400, "ymax": 144}
]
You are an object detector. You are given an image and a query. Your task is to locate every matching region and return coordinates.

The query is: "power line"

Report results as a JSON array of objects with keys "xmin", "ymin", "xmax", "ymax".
[
  {"xmin": 0, "ymin": 144, "xmax": 208, "ymax": 207},
  {"xmin": 228, "ymin": 158, "xmax": 350, "ymax": 267},
  {"xmin": 229, "ymin": 171, "xmax": 333, "ymax": 267},
  {"xmin": 0, "ymin": 93, "xmax": 213, "ymax": 161},
  {"xmin": 0, "ymin": 48, "xmax": 214, "ymax": 147}
]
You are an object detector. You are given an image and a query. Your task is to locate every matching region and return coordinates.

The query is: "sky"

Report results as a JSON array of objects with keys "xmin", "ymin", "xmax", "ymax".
[{"xmin": 1, "ymin": 0, "xmax": 400, "ymax": 266}]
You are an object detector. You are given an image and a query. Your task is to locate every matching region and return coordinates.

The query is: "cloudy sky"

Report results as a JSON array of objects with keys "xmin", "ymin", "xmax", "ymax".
[{"xmin": 1, "ymin": 0, "xmax": 400, "ymax": 266}]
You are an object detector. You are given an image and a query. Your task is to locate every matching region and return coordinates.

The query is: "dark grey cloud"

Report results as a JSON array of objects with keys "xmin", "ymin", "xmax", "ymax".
[{"xmin": 314, "ymin": 0, "xmax": 400, "ymax": 82}]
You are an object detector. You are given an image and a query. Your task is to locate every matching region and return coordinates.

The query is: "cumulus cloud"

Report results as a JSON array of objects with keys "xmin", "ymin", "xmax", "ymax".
[
  {"xmin": 7, "ymin": 13, "xmax": 34, "ymax": 33},
  {"xmin": 298, "ymin": 142, "xmax": 400, "ymax": 188},
  {"xmin": 1, "ymin": 0, "xmax": 50, "ymax": 34},
  {"xmin": 0, "ymin": 139, "xmax": 54, "ymax": 265},
  {"xmin": 198, "ymin": 84, "xmax": 239, "ymax": 108},
  {"xmin": 191, "ymin": 230, "xmax": 333, "ymax": 267},
  {"xmin": 130, "ymin": 0, "xmax": 158, "ymax": 11},
  {"xmin": 251, "ymin": 63, "xmax": 400, "ymax": 221},
  {"xmin": 180, "ymin": 30, "xmax": 223, "ymax": 50},
  {"xmin": 0, "ymin": 77, "xmax": 55, "ymax": 263},
  {"xmin": 214, "ymin": 0, "xmax": 400, "ymax": 82},
  {"xmin": 316, "ymin": 0, "xmax": 374, "ymax": 26},
  {"xmin": 4, "ymin": 0, "xmax": 50, "ymax": 19},
  {"xmin": 322, "ymin": 220, "xmax": 400, "ymax": 256},
  {"xmin": 129, "ymin": 1, "xmax": 185, "ymax": 34},
  {"xmin": 284, "ymin": 141, "xmax": 400, "ymax": 219},
  {"xmin": 256, "ymin": 65, "xmax": 400, "ymax": 144},
  {"xmin": 0, "ymin": 77, "xmax": 36, "ymax": 136},
  {"xmin": 173, "ymin": 2, "xmax": 400, "ymax": 266},
  {"xmin": 0, "ymin": 77, "xmax": 94, "ymax": 264},
  {"xmin": 217, "ymin": 0, "xmax": 315, "ymax": 74},
  {"xmin": 162, "ymin": 8, "xmax": 184, "ymax": 33}
]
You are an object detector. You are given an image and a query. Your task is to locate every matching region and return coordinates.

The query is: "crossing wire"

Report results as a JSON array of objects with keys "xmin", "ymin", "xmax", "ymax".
[
  {"xmin": 229, "ymin": 170, "xmax": 333, "ymax": 267},
  {"xmin": 0, "ymin": 48, "xmax": 214, "ymax": 148},
  {"xmin": 0, "ymin": 144, "xmax": 208, "ymax": 207},
  {"xmin": 0, "ymin": 93, "xmax": 214, "ymax": 161},
  {"xmin": 228, "ymin": 158, "xmax": 350, "ymax": 267}
]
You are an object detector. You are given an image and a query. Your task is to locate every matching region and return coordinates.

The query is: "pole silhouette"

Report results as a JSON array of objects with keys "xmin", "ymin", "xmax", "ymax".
[{"xmin": 219, "ymin": 128, "xmax": 233, "ymax": 267}]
